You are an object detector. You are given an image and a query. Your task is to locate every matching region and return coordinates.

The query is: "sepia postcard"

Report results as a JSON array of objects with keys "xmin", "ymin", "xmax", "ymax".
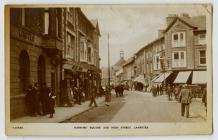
[{"xmin": 5, "ymin": 4, "xmax": 213, "ymax": 136}]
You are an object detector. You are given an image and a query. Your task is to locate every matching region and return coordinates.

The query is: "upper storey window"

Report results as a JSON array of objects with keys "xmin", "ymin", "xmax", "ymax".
[{"xmin": 172, "ymin": 32, "xmax": 186, "ymax": 47}]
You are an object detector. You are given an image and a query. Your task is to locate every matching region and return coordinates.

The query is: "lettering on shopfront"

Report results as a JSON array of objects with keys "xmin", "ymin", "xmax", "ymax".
[{"xmin": 18, "ymin": 29, "xmax": 35, "ymax": 42}]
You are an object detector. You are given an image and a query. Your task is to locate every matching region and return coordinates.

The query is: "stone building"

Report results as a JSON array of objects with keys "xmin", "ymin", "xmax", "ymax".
[
  {"xmin": 10, "ymin": 8, "xmax": 63, "ymax": 119},
  {"xmin": 9, "ymin": 7, "xmax": 101, "ymax": 119}
]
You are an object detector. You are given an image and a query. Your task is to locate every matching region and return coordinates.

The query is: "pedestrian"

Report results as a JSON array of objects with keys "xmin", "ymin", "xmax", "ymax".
[
  {"xmin": 48, "ymin": 88, "xmax": 56, "ymax": 118},
  {"xmin": 159, "ymin": 85, "xmax": 163, "ymax": 95},
  {"xmin": 115, "ymin": 85, "xmax": 119, "ymax": 97},
  {"xmin": 33, "ymin": 82, "xmax": 42, "ymax": 116},
  {"xmin": 167, "ymin": 84, "xmax": 173, "ymax": 101},
  {"xmin": 40, "ymin": 83, "xmax": 50, "ymax": 115},
  {"xmin": 157, "ymin": 85, "xmax": 160, "ymax": 96},
  {"xmin": 25, "ymin": 84, "xmax": 35, "ymax": 116},
  {"xmin": 105, "ymin": 86, "xmax": 111, "ymax": 106},
  {"xmin": 202, "ymin": 85, "xmax": 207, "ymax": 113},
  {"xmin": 73, "ymin": 86, "xmax": 81, "ymax": 105},
  {"xmin": 174, "ymin": 85, "xmax": 181, "ymax": 101},
  {"xmin": 179, "ymin": 85, "xmax": 193, "ymax": 118},
  {"xmin": 152, "ymin": 85, "xmax": 157, "ymax": 97},
  {"xmin": 89, "ymin": 84, "xmax": 98, "ymax": 107},
  {"xmin": 120, "ymin": 84, "xmax": 124, "ymax": 97}
]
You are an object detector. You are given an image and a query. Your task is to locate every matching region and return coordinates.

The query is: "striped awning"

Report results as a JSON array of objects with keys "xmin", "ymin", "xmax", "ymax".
[
  {"xmin": 192, "ymin": 71, "xmax": 207, "ymax": 84},
  {"xmin": 174, "ymin": 71, "xmax": 192, "ymax": 84},
  {"xmin": 153, "ymin": 72, "xmax": 172, "ymax": 83},
  {"xmin": 133, "ymin": 75, "xmax": 145, "ymax": 84}
]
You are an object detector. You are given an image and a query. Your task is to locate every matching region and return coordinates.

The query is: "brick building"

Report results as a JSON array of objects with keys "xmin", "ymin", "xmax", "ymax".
[{"xmin": 10, "ymin": 8, "xmax": 63, "ymax": 119}]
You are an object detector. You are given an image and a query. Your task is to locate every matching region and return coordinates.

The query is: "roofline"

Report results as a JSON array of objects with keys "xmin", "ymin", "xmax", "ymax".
[
  {"xmin": 135, "ymin": 36, "xmax": 164, "ymax": 56},
  {"xmin": 123, "ymin": 59, "xmax": 135, "ymax": 67},
  {"xmin": 78, "ymin": 8, "xmax": 95, "ymax": 29},
  {"xmin": 164, "ymin": 17, "xmax": 197, "ymax": 33}
]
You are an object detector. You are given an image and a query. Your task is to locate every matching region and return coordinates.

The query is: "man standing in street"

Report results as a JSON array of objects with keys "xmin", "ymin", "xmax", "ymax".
[
  {"xmin": 167, "ymin": 84, "xmax": 173, "ymax": 101},
  {"xmin": 89, "ymin": 82, "xmax": 98, "ymax": 107},
  {"xmin": 157, "ymin": 85, "xmax": 160, "ymax": 96},
  {"xmin": 180, "ymin": 85, "xmax": 193, "ymax": 118}
]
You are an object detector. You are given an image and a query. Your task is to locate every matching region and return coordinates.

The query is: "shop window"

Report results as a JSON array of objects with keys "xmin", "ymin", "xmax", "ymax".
[{"xmin": 19, "ymin": 50, "xmax": 30, "ymax": 92}]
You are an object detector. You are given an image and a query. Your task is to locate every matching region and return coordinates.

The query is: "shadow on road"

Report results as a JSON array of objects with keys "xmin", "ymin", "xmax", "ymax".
[{"xmin": 63, "ymin": 94, "xmax": 126, "ymax": 123}]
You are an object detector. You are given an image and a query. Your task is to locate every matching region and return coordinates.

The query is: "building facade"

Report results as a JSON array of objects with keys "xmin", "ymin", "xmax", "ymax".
[
  {"xmin": 61, "ymin": 8, "xmax": 101, "ymax": 103},
  {"xmin": 163, "ymin": 14, "xmax": 206, "ymax": 85},
  {"xmin": 10, "ymin": 8, "xmax": 63, "ymax": 119},
  {"xmin": 121, "ymin": 13, "xmax": 207, "ymax": 90},
  {"xmin": 10, "ymin": 7, "xmax": 101, "ymax": 119}
]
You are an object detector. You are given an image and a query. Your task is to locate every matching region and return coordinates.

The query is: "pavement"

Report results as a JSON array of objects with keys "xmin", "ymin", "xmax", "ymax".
[{"xmin": 11, "ymin": 97, "xmax": 105, "ymax": 123}]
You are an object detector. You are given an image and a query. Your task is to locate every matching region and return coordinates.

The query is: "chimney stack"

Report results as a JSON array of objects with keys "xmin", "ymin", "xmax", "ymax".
[
  {"xmin": 166, "ymin": 14, "xmax": 178, "ymax": 26},
  {"xmin": 180, "ymin": 13, "xmax": 190, "ymax": 18}
]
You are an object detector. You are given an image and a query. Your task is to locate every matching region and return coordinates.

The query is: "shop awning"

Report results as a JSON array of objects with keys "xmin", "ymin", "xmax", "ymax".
[
  {"xmin": 116, "ymin": 69, "xmax": 123, "ymax": 76},
  {"xmin": 153, "ymin": 72, "xmax": 172, "ymax": 83},
  {"xmin": 174, "ymin": 71, "xmax": 192, "ymax": 84},
  {"xmin": 82, "ymin": 68, "xmax": 88, "ymax": 72},
  {"xmin": 152, "ymin": 73, "xmax": 162, "ymax": 82},
  {"xmin": 192, "ymin": 71, "xmax": 207, "ymax": 84},
  {"xmin": 133, "ymin": 75, "xmax": 145, "ymax": 84},
  {"xmin": 63, "ymin": 64, "xmax": 72, "ymax": 71}
]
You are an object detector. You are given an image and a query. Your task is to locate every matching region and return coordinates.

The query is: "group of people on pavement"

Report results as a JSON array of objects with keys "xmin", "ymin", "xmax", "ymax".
[
  {"xmin": 25, "ymin": 82, "xmax": 56, "ymax": 118},
  {"xmin": 68, "ymin": 81, "xmax": 112, "ymax": 108},
  {"xmin": 151, "ymin": 84, "xmax": 163, "ymax": 97}
]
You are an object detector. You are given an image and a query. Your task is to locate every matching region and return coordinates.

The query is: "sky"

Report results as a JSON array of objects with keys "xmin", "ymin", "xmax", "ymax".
[{"xmin": 81, "ymin": 4, "xmax": 208, "ymax": 67}]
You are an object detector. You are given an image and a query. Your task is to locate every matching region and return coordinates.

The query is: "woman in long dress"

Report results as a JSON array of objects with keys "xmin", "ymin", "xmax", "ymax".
[{"xmin": 48, "ymin": 88, "xmax": 56, "ymax": 118}]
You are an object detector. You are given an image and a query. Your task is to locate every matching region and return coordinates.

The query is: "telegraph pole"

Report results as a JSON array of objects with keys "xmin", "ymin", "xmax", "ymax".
[{"xmin": 108, "ymin": 33, "xmax": 110, "ymax": 91}]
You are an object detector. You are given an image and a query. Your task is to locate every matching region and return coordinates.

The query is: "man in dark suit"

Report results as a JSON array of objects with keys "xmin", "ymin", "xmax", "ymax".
[
  {"xmin": 180, "ymin": 85, "xmax": 193, "ymax": 118},
  {"xmin": 89, "ymin": 83, "xmax": 98, "ymax": 107}
]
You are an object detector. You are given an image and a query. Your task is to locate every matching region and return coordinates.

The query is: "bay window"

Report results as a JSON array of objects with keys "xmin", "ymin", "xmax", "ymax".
[
  {"xmin": 172, "ymin": 51, "xmax": 186, "ymax": 67},
  {"xmin": 172, "ymin": 32, "xmax": 186, "ymax": 47}
]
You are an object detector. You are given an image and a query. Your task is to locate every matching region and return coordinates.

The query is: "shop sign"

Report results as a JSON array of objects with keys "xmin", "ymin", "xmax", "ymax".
[{"xmin": 18, "ymin": 28, "xmax": 35, "ymax": 42}]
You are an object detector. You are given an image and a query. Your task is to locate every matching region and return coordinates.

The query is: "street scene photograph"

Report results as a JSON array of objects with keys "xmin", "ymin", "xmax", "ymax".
[{"xmin": 8, "ymin": 5, "xmax": 211, "ymax": 124}]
